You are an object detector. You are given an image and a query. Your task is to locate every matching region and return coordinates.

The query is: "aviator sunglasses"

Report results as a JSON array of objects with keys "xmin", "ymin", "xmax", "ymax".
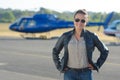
[{"xmin": 75, "ymin": 18, "xmax": 86, "ymax": 23}]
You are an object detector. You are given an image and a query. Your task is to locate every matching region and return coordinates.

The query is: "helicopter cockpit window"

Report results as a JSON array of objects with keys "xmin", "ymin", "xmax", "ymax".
[
  {"xmin": 20, "ymin": 19, "xmax": 36, "ymax": 28},
  {"xmin": 20, "ymin": 19, "xmax": 27, "ymax": 27},
  {"xmin": 15, "ymin": 18, "xmax": 21, "ymax": 25},
  {"xmin": 116, "ymin": 22, "xmax": 120, "ymax": 31}
]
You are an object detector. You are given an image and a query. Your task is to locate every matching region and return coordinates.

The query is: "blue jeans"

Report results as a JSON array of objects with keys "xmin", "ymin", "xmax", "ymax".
[{"xmin": 64, "ymin": 69, "xmax": 92, "ymax": 80}]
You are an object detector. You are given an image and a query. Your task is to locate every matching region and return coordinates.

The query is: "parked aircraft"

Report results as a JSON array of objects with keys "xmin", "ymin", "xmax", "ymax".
[
  {"xmin": 9, "ymin": 14, "xmax": 73, "ymax": 33},
  {"xmin": 9, "ymin": 12, "xmax": 114, "ymax": 39},
  {"xmin": 104, "ymin": 20, "xmax": 120, "ymax": 38}
]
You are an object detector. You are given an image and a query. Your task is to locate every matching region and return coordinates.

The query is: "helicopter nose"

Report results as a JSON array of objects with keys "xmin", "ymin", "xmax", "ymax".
[
  {"xmin": 9, "ymin": 25, "xmax": 17, "ymax": 31},
  {"xmin": 9, "ymin": 25, "xmax": 24, "ymax": 32}
]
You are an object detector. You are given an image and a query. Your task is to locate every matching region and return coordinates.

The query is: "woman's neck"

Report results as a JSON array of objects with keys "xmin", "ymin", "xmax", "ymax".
[
  {"xmin": 75, "ymin": 29, "xmax": 82, "ymax": 35},
  {"xmin": 74, "ymin": 29, "xmax": 82, "ymax": 40}
]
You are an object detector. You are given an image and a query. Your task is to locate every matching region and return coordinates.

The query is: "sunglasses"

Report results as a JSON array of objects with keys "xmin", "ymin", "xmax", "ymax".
[{"xmin": 74, "ymin": 18, "xmax": 86, "ymax": 23}]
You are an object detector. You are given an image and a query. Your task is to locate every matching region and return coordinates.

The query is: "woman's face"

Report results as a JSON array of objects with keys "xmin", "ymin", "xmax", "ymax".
[{"xmin": 74, "ymin": 13, "xmax": 88, "ymax": 31}]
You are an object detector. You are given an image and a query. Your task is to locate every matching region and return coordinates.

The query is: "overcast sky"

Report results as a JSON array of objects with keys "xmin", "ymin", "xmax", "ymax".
[{"xmin": 0, "ymin": 0, "xmax": 119, "ymax": 13}]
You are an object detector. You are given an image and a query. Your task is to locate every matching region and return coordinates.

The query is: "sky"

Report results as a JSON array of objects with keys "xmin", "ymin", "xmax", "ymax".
[{"xmin": 0, "ymin": 0, "xmax": 119, "ymax": 13}]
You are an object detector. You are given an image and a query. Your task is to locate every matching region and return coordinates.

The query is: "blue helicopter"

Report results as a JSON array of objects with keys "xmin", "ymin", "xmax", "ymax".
[
  {"xmin": 9, "ymin": 14, "xmax": 74, "ymax": 33},
  {"xmin": 9, "ymin": 12, "xmax": 114, "ymax": 39}
]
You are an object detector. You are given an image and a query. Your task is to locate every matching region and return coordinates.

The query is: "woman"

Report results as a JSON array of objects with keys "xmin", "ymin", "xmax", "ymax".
[{"xmin": 52, "ymin": 9, "xmax": 109, "ymax": 80}]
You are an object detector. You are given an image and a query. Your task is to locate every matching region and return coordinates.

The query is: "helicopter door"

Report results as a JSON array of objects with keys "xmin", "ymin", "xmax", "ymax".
[{"xmin": 19, "ymin": 19, "xmax": 27, "ymax": 30}]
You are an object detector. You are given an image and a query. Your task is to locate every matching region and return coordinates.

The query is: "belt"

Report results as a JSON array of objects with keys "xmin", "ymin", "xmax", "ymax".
[{"xmin": 68, "ymin": 67, "xmax": 90, "ymax": 72}]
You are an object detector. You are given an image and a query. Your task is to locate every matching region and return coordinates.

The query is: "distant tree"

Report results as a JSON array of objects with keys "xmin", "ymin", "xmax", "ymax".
[
  {"xmin": 0, "ymin": 7, "xmax": 119, "ymax": 23},
  {"xmin": 111, "ymin": 12, "xmax": 120, "ymax": 22},
  {"xmin": 0, "ymin": 11, "xmax": 15, "ymax": 23}
]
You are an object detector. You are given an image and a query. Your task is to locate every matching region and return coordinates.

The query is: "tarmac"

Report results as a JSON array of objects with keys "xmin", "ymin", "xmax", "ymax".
[{"xmin": 0, "ymin": 36, "xmax": 120, "ymax": 80}]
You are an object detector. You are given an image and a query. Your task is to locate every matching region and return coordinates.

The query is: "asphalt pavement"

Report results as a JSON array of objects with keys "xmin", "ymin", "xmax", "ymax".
[{"xmin": 0, "ymin": 37, "xmax": 120, "ymax": 80}]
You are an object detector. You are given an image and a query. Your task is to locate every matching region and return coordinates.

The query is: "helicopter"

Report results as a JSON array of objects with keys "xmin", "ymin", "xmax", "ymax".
[
  {"xmin": 9, "ymin": 12, "xmax": 114, "ymax": 39},
  {"xmin": 104, "ymin": 20, "xmax": 120, "ymax": 38},
  {"xmin": 9, "ymin": 14, "xmax": 74, "ymax": 39}
]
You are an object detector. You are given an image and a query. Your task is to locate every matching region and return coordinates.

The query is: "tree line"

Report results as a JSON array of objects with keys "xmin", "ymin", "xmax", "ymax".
[
  {"xmin": 0, "ymin": 7, "xmax": 120, "ymax": 23},
  {"xmin": 0, "ymin": 8, "xmax": 35, "ymax": 23}
]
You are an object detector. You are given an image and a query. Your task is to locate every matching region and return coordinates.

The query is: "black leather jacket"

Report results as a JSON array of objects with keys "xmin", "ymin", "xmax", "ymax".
[{"xmin": 52, "ymin": 29, "xmax": 109, "ymax": 72}]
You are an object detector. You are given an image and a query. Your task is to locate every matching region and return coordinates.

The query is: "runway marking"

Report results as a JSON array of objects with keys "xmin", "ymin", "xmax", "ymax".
[
  {"xmin": 106, "ymin": 62, "xmax": 120, "ymax": 66},
  {"xmin": 0, "ymin": 62, "xmax": 7, "ymax": 66},
  {"xmin": 0, "ymin": 50, "xmax": 51, "ymax": 59},
  {"xmin": 0, "ymin": 69, "xmax": 57, "ymax": 80}
]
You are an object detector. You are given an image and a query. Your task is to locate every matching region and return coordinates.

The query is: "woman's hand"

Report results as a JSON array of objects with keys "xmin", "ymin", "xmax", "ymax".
[{"xmin": 88, "ymin": 64, "xmax": 94, "ymax": 70}]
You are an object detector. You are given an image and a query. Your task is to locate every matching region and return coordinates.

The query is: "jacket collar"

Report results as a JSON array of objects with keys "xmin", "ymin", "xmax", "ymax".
[{"xmin": 72, "ymin": 28, "xmax": 85, "ymax": 37}]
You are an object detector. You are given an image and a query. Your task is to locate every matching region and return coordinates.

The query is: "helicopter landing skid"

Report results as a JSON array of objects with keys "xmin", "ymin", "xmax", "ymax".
[
  {"xmin": 20, "ymin": 33, "xmax": 50, "ymax": 39},
  {"xmin": 20, "ymin": 33, "xmax": 36, "ymax": 39}
]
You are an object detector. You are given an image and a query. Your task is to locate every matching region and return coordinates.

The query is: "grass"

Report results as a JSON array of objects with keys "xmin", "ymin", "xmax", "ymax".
[
  {"xmin": 0, "ymin": 23, "xmax": 117, "ymax": 42},
  {"xmin": 0, "ymin": 23, "xmax": 20, "ymax": 37},
  {"xmin": 0, "ymin": 23, "xmax": 10, "ymax": 32}
]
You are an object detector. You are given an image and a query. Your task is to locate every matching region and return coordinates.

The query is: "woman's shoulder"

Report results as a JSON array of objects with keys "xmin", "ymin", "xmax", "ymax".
[
  {"xmin": 85, "ymin": 30, "xmax": 97, "ymax": 36},
  {"xmin": 85, "ymin": 30, "xmax": 100, "ymax": 40}
]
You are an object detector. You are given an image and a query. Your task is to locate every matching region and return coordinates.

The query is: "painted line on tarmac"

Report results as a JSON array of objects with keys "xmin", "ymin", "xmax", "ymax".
[
  {"xmin": 0, "ymin": 62, "xmax": 8, "ymax": 66},
  {"xmin": 0, "ymin": 69, "xmax": 57, "ymax": 80},
  {"xmin": 106, "ymin": 62, "xmax": 120, "ymax": 66},
  {"xmin": 1, "ymin": 50, "xmax": 51, "ymax": 59}
]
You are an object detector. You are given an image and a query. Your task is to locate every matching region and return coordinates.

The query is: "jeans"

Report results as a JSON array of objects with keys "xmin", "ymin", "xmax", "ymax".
[{"xmin": 64, "ymin": 68, "xmax": 92, "ymax": 80}]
